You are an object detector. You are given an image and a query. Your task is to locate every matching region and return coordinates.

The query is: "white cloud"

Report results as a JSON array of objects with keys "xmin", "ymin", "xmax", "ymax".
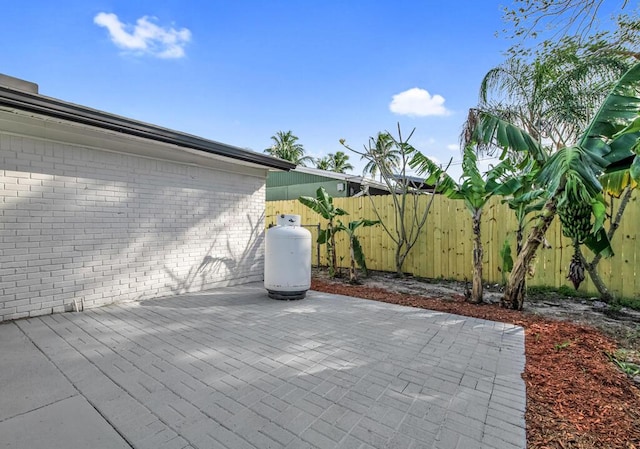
[
  {"xmin": 389, "ymin": 88, "xmax": 450, "ymax": 117},
  {"xmin": 94, "ymin": 12, "xmax": 191, "ymax": 59},
  {"xmin": 447, "ymin": 143, "xmax": 459, "ymax": 151}
]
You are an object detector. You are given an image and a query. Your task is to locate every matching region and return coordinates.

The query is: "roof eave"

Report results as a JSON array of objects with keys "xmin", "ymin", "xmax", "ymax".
[{"xmin": 0, "ymin": 86, "xmax": 295, "ymax": 171}]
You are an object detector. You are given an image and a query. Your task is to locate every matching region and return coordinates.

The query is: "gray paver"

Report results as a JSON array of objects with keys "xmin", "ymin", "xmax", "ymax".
[
  {"xmin": 0, "ymin": 396, "xmax": 130, "ymax": 449},
  {"xmin": 0, "ymin": 322, "xmax": 76, "ymax": 421},
  {"xmin": 4, "ymin": 283, "xmax": 526, "ymax": 448}
]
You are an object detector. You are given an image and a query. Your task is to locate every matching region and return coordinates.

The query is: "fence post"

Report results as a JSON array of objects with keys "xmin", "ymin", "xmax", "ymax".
[{"xmin": 316, "ymin": 223, "xmax": 321, "ymax": 267}]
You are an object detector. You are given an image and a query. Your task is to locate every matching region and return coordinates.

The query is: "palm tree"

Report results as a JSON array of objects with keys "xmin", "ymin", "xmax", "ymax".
[
  {"xmin": 315, "ymin": 151, "xmax": 354, "ymax": 173},
  {"xmin": 315, "ymin": 156, "xmax": 331, "ymax": 170},
  {"xmin": 327, "ymin": 151, "xmax": 354, "ymax": 174},
  {"xmin": 264, "ymin": 131, "xmax": 313, "ymax": 166},
  {"xmin": 361, "ymin": 133, "xmax": 400, "ymax": 181},
  {"xmin": 473, "ymin": 62, "xmax": 640, "ymax": 310},
  {"xmin": 471, "ymin": 52, "xmax": 629, "ymax": 155}
]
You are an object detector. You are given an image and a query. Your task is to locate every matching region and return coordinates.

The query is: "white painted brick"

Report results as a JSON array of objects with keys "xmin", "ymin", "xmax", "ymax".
[
  {"xmin": 1, "ymin": 133, "xmax": 266, "ymax": 320},
  {"xmin": 17, "ymin": 304, "xmax": 36, "ymax": 313},
  {"xmin": 38, "ymin": 300, "xmax": 64, "ymax": 309},
  {"xmin": 4, "ymin": 170, "xmax": 29, "ymax": 178},
  {"xmin": 3, "ymin": 286, "xmax": 29, "ymax": 295},
  {"xmin": 4, "ymin": 298, "xmax": 31, "ymax": 308},
  {"xmin": 15, "ymin": 292, "xmax": 32, "ymax": 301},
  {"xmin": 3, "ymin": 311, "xmax": 29, "ymax": 320}
]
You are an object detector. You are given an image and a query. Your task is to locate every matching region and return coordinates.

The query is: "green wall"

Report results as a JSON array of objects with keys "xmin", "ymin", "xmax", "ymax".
[{"xmin": 266, "ymin": 180, "xmax": 348, "ymax": 201}]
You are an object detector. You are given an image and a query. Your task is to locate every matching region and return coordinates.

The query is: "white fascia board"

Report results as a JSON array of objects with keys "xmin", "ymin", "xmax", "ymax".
[{"xmin": 0, "ymin": 108, "xmax": 268, "ymax": 179}]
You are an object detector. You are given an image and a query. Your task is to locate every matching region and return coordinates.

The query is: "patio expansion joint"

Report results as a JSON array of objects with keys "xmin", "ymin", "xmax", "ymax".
[
  {"xmin": 15, "ymin": 316, "xmax": 154, "ymax": 449},
  {"xmin": 0, "ymin": 392, "xmax": 78, "ymax": 425},
  {"xmin": 10, "ymin": 285, "xmax": 526, "ymax": 449},
  {"xmin": 54, "ymin": 307, "xmax": 272, "ymax": 449},
  {"xmin": 1, "ymin": 324, "xmax": 79, "ymax": 424}
]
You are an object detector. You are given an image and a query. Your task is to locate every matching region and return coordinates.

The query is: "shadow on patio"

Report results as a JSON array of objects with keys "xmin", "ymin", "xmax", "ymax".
[{"xmin": 6, "ymin": 283, "xmax": 526, "ymax": 449}]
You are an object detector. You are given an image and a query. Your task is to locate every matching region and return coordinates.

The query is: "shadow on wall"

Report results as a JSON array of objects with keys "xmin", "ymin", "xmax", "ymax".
[
  {"xmin": 163, "ymin": 212, "xmax": 265, "ymax": 295},
  {"xmin": 0, "ymin": 138, "xmax": 267, "ymax": 316}
]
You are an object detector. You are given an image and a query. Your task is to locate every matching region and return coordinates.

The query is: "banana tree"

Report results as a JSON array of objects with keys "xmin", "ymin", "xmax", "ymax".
[
  {"xmin": 334, "ymin": 219, "xmax": 380, "ymax": 283},
  {"xmin": 579, "ymin": 117, "xmax": 640, "ymax": 300},
  {"xmin": 411, "ymin": 146, "xmax": 518, "ymax": 303},
  {"xmin": 488, "ymin": 156, "xmax": 548, "ymax": 286},
  {"xmin": 495, "ymin": 158, "xmax": 548, "ymax": 254},
  {"xmin": 494, "ymin": 156, "xmax": 548, "ymax": 285},
  {"xmin": 299, "ymin": 187, "xmax": 348, "ymax": 277},
  {"xmin": 472, "ymin": 62, "xmax": 640, "ymax": 310}
]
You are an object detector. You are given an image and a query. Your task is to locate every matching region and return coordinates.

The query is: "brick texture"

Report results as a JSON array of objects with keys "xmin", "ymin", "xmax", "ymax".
[{"xmin": 1, "ymin": 132, "xmax": 267, "ymax": 321}]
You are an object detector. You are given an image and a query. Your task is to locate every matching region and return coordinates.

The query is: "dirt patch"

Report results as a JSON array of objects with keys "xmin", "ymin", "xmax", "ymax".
[{"xmin": 312, "ymin": 269, "xmax": 640, "ymax": 449}]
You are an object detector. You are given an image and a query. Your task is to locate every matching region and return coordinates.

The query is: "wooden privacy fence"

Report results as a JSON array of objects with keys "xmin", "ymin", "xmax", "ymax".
[{"xmin": 267, "ymin": 192, "xmax": 640, "ymax": 298}]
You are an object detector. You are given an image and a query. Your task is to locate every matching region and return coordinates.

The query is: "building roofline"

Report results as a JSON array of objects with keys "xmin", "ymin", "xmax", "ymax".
[
  {"xmin": 0, "ymin": 84, "xmax": 295, "ymax": 171},
  {"xmin": 293, "ymin": 166, "xmax": 358, "ymax": 181},
  {"xmin": 292, "ymin": 166, "xmax": 390, "ymax": 191}
]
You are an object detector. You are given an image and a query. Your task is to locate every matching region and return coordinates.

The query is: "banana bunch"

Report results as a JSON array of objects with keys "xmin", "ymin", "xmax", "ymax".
[
  {"xmin": 567, "ymin": 250, "xmax": 585, "ymax": 290},
  {"xmin": 557, "ymin": 198, "xmax": 592, "ymax": 242}
]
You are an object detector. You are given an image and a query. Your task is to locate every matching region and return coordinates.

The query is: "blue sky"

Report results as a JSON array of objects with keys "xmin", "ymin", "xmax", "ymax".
[{"xmin": 2, "ymin": 1, "xmax": 512, "ymax": 179}]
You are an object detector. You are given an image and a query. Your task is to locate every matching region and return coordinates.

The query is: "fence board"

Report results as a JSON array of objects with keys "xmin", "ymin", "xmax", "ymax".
[
  {"xmin": 266, "ymin": 191, "xmax": 640, "ymax": 298},
  {"xmin": 427, "ymin": 195, "xmax": 440, "ymax": 279}
]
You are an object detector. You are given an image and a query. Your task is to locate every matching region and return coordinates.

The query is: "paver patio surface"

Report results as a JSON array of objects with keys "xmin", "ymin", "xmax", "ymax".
[{"xmin": 1, "ymin": 283, "xmax": 526, "ymax": 449}]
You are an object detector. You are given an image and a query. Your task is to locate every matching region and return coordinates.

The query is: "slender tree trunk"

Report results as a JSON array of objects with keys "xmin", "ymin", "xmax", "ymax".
[
  {"xmin": 395, "ymin": 242, "xmax": 406, "ymax": 277},
  {"xmin": 349, "ymin": 236, "xmax": 357, "ymax": 283},
  {"xmin": 328, "ymin": 221, "xmax": 337, "ymax": 277},
  {"xmin": 516, "ymin": 226, "xmax": 524, "ymax": 255},
  {"xmin": 576, "ymin": 246, "xmax": 613, "ymax": 302},
  {"xmin": 578, "ymin": 187, "xmax": 633, "ymax": 302},
  {"xmin": 470, "ymin": 209, "xmax": 483, "ymax": 304},
  {"xmin": 502, "ymin": 195, "xmax": 559, "ymax": 310}
]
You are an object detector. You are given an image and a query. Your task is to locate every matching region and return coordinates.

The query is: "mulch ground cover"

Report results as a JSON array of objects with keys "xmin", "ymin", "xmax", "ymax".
[{"xmin": 311, "ymin": 278, "xmax": 640, "ymax": 449}]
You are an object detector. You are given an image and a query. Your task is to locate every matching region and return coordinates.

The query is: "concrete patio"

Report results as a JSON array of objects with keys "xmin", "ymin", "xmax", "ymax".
[{"xmin": 0, "ymin": 284, "xmax": 526, "ymax": 449}]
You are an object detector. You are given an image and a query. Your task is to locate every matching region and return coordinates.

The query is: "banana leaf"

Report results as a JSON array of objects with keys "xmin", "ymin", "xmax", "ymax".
[
  {"xmin": 582, "ymin": 64, "xmax": 640, "ymax": 145},
  {"xmin": 472, "ymin": 111, "xmax": 547, "ymax": 165},
  {"xmin": 352, "ymin": 236, "xmax": 368, "ymax": 275}
]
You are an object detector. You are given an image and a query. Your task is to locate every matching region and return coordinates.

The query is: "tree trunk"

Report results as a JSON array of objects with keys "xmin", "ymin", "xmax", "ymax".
[
  {"xmin": 516, "ymin": 226, "xmax": 523, "ymax": 255},
  {"xmin": 502, "ymin": 196, "xmax": 559, "ymax": 310},
  {"xmin": 470, "ymin": 210, "xmax": 483, "ymax": 304},
  {"xmin": 328, "ymin": 222, "xmax": 337, "ymax": 277},
  {"xmin": 395, "ymin": 242, "xmax": 406, "ymax": 278},
  {"xmin": 577, "ymin": 246, "xmax": 613, "ymax": 302},
  {"xmin": 349, "ymin": 236, "xmax": 358, "ymax": 283},
  {"xmin": 578, "ymin": 187, "xmax": 633, "ymax": 302}
]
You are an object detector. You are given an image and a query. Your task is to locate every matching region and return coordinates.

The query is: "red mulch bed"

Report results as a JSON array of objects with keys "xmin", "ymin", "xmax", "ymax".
[{"xmin": 312, "ymin": 279, "xmax": 640, "ymax": 449}]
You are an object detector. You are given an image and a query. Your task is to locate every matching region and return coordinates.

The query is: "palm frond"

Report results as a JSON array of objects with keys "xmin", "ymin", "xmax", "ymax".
[{"xmin": 409, "ymin": 152, "xmax": 460, "ymax": 197}]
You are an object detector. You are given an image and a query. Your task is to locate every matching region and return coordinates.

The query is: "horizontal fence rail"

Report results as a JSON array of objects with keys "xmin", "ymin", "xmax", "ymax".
[{"xmin": 267, "ymin": 192, "xmax": 640, "ymax": 299}]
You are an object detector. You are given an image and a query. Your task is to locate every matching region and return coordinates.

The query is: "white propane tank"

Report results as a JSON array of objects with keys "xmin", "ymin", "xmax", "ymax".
[{"xmin": 264, "ymin": 214, "xmax": 312, "ymax": 300}]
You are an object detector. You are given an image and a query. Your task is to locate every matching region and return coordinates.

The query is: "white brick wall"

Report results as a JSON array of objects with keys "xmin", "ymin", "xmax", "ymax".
[{"xmin": 1, "ymin": 133, "xmax": 267, "ymax": 321}]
